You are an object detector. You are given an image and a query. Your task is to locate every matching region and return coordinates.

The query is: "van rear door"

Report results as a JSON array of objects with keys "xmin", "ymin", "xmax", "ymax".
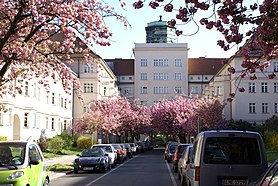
[{"xmin": 200, "ymin": 132, "xmax": 267, "ymax": 186}]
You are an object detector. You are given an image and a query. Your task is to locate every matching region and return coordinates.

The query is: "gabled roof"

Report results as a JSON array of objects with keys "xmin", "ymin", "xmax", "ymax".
[{"xmin": 188, "ymin": 58, "xmax": 227, "ymax": 75}]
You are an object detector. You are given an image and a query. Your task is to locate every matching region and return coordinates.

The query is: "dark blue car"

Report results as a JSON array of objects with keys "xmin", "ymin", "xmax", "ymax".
[{"xmin": 73, "ymin": 148, "xmax": 110, "ymax": 173}]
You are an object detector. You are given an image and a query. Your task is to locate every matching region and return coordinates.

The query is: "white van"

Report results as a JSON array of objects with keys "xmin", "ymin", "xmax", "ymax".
[{"xmin": 186, "ymin": 130, "xmax": 268, "ymax": 186}]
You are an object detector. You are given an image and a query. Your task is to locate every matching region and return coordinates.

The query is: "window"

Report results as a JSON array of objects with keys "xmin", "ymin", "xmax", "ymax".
[
  {"xmin": 191, "ymin": 87, "xmax": 199, "ymax": 94},
  {"xmin": 64, "ymin": 120, "xmax": 67, "ymax": 130},
  {"xmin": 274, "ymin": 62, "xmax": 278, "ymax": 72},
  {"xmin": 141, "ymin": 87, "xmax": 148, "ymax": 94},
  {"xmin": 122, "ymin": 87, "xmax": 132, "ymax": 95},
  {"xmin": 154, "ymin": 87, "xmax": 169, "ymax": 94},
  {"xmin": 45, "ymin": 117, "xmax": 48, "ymax": 129},
  {"xmin": 24, "ymin": 81, "xmax": 29, "ymax": 96},
  {"xmin": 204, "ymin": 137, "xmax": 260, "ymax": 164},
  {"xmin": 29, "ymin": 145, "xmax": 42, "ymax": 162},
  {"xmin": 154, "ymin": 73, "xmax": 169, "ymax": 80},
  {"xmin": 24, "ymin": 112, "xmax": 29, "ymax": 127},
  {"xmin": 129, "ymin": 77, "xmax": 132, "ymax": 80},
  {"xmin": 140, "ymin": 73, "xmax": 147, "ymax": 80},
  {"xmin": 61, "ymin": 97, "xmax": 64, "ymax": 107},
  {"xmin": 84, "ymin": 83, "xmax": 93, "ymax": 93},
  {"xmin": 249, "ymin": 103, "xmax": 256, "ymax": 113},
  {"xmin": 262, "ymin": 103, "xmax": 268, "ymax": 113},
  {"xmin": 33, "ymin": 113, "xmax": 36, "ymax": 128},
  {"xmin": 175, "ymin": 73, "xmax": 182, "ymax": 80},
  {"xmin": 51, "ymin": 118, "xmax": 55, "ymax": 130},
  {"xmin": 141, "ymin": 59, "xmax": 147, "ymax": 67},
  {"xmin": 190, "ymin": 77, "xmax": 193, "ymax": 80},
  {"xmin": 275, "ymin": 103, "xmax": 278, "ymax": 113},
  {"xmin": 274, "ymin": 83, "xmax": 278, "ymax": 93},
  {"xmin": 175, "ymin": 87, "xmax": 182, "ymax": 94},
  {"xmin": 121, "ymin": 77, "xmax": 125, "ymax": 80},
  {"xmin": 216, "ymin": 86, "xmax": 222, "ymax": 96},
  {"xmin": 37, "ymin": 87, "xmax": 41, "ymax": 101},
  {"xmin": 153, "ymin": 59, "xmax": 168, "ymax": 67},
  {"xmin": 261, "ymin": 83, "xmax": 268, "ymax": 93},
  {"xmin": 84, "ymin": 63, "xmax": 94, "ymax": 73},
  {"xmin": 175, "ymin": 59, "xmax": 182, "ymax": 67},
  {"xmin": 249, "ymin": 82, "xmax": 256, "ymax": 93},
  {"xmin": 64, "ymin": 98, "xmax": 67, "ymax": 109},
  {"xmin": 51, "ymin": 93, "xmax": 55, "ymax": 104},
  {"xmin": 104, "ymin": 87, "xmax": 107, "ymax": 96}
]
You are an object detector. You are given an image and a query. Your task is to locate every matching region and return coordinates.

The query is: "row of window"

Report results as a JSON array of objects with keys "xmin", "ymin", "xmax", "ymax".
[
  {"xmin": 141, "ymin": 87, "xmax": 182, "ymax": 94},
  {"xmin": 248, "ymin": 82, "xmax": 278, "ymax": 93},
  {"xmin": 23, "ymin": 113, "xmax": 68, "ymax": 131},
  {"xmin": 249, "ymin": 103, "xmax": 278, "ymax": 114},
  {"xmin": 140, "ymin": 73, "xmax": 182, "ymax": 80},
  {"xmin": 140, "ymin": 59, "xmax": 182, "ymax": 67}
]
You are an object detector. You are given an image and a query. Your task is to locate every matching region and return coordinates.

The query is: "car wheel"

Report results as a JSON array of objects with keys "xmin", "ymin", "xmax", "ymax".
[
  {"xmin": 43, "ymin": 178, "xmax": 50, "ymax": 186},
  {"xmin": 74, "ymin": 168, "xmax": 78, "ymax": 174}
]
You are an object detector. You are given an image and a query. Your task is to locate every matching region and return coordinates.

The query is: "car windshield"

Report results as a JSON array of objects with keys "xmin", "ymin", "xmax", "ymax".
[
  {"xmin": 204, "ymin": 137, "xmax": 260, "ymax": 164},
  {"xmin": 95, "ymin": 146, "xmax": 112, "ymax": 153},
  {"xmin": 170, "ymin": 144, "xmax": 178, "ymax": 153},
  {"xmin": 81, "ymin": 149, "xmax": 103, "ymax": 157},
  {"xmin": 112, "ymin": 145, "xmax": 121, "ymax": 150},
  {"xmin": 0, "ymin": 142, "xmax": 25, "ymax": 166}
]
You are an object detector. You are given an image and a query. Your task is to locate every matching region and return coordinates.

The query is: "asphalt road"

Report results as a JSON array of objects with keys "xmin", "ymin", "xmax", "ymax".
[{"xmin": 50, "ymin": 148, "xmax": 181, "ymax": 186}]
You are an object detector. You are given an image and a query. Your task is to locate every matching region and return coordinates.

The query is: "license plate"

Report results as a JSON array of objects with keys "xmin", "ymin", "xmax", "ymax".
[
  {"xmin": 83, "ymin": 167, "xmax": 94, "ymax": 170},
  {"xmin": 222, "ymin": 179, "xmax": 247, "ymax": 186}
]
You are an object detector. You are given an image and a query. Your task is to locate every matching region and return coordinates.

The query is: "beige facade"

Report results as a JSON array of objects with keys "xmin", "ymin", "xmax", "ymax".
[
  {"xmin": 133, "ymin": 43, "xmax": 189, "ymax": 106},
  {"xmin": 207, "ymin": 55, "xmax": 278, "ymax": 124},
  {"xmin": 0, "ymin": 75, "xmax": 73, "ymax": 141}
]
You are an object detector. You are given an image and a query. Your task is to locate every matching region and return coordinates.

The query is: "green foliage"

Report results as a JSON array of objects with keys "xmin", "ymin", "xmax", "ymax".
[
  {"xmin": 263, "ymin": 115, "xmax": 278, "ymax": 132},
  {"xmin": 38, "ymin": 141, "xmax": 48, "ymax": 152},
  {"xmin": 227, "ymin": 119, "xmax": 257, "ymax": 131},
  {"xmin": 0, "ymin": 136, "xmax": 7, "ymax": 141},
  {"xmin": 263, "ymin": 131, "xmax": 278, "ymax": 150},
  {"xmin": 57, "ymin": 131, "xmax": 74, "ymax": 149},
  {"xmin": 77, "ymin": 136, "xmax": 92, "ymax": 149},
  {"xmin": 47, "ymin": 136, "xmax": 67, "ymax": 154},
  {"xmin": 271, "ymin": 136, "xmax": 278, "ymax": 151}
]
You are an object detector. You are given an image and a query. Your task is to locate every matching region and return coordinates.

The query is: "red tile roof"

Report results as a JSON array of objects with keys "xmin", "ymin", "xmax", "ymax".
[
  {"xmin": 105, "ymin": 58, "xmax": 134, "ymax": 76},
  {"xmin": 188, "ymin": 58, "xmax": 227, "ymax": 75}
]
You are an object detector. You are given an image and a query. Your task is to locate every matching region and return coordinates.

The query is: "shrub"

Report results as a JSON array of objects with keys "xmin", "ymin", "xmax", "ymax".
[
  {"xmin": 271, "ymin": 135, "xmax": 278, "ymax": 151},
  {"xmin": 0, "ymin": 136, "xmax": 7, "ymax": 141},
  {"xmin": 263, "ymin": 130, "xmax": 277, "ymax": 150},
  {"xmin": 77, "ymin": 136, "xmax": 92, "ymax": 149},
  {"xmin": 48, "ymin": 136, "xmax": 67, "ymax": 154},
  {"xmin": 58, "ymin": 131, "xmax": 74, "ymax": 149},
  {"xmin": 38, "ymin": 141, "xmax": 48, "ymax": 152}
]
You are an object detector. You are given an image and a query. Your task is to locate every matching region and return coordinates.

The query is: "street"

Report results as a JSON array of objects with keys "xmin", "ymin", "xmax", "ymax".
[{"xmin": 50, "ymin": 148, "xmax": 181, "ymax": 186}]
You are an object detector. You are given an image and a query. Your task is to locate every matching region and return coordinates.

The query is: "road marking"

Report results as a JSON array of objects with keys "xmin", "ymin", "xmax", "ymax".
[
  {"xmin": 84, "ymin": 157, "xmax": 134, "ymax": 186},
  {"xmin": 165, "ymin": 160, "xmax": 178, "ymax": 186}
]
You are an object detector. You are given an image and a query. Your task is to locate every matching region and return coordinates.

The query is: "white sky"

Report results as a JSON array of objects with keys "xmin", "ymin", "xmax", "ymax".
[{"xmin": 92, "ymin": 1, "xmax": 250, "ymax": 59}]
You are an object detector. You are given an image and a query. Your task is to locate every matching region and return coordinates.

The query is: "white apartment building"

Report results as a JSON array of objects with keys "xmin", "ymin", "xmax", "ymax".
[
  {"xmin": 68, "ymin": 53, "xmax": 119, "ymax": 121},
  {"xmin": 0, "ymin": 74, "xmax": 73, "ymax": 141},
  {"xmin": 133, "ymin": 43, "xmax": 189, "ymax": 106},
  {"xmin": 207, "ymin": 54, "xmax": 278, "ymax": 124}
]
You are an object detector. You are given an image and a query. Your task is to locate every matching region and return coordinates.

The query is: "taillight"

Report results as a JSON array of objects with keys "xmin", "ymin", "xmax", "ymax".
[
  {"xmin": 195, "ymin": 166, "xmax": 200, "ymax": 181},
  {"xmin": 117, "ymin": 150, "xmax": 121, "ymax": 155}
]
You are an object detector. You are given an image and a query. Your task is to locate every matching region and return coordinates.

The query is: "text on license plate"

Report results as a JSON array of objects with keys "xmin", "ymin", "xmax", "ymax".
[
  {"xmin": 222, "ymin": 179, "xmax": 247, "ymax": 186},
  {"xmin": 83, "ymin": 167, "xmax": 94, "ymax": 170}
]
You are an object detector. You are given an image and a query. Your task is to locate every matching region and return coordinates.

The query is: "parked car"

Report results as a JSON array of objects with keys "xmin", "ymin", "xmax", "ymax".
[
  {"xmin": 119, "ymin": 144, "xmax": 127, "ymax": 159},
  {"xmin": 187, "ymin": 130, "xmax": 268, "ymax": 186},
  {"xmin": 112, "ymin": 144, "xmax": 125, "ymax": 163},
  {"xmin": 249, "ymin": 159, "xmax": 278, "ymax": 186},
  {"xmin": 91, "ymin": 144, "xmax": 117, "ymax": 167},
  {"xmin": 172, "ymin": 143, "xmax": 191, "ymax": 173},
  {"xmin": 73, "ymin": 148, "xmax": 110, "ymax": 173},
  {"xmin": 124, "ymin": 143, "xmax": 133, "ymax": 158},
  {"xmin": 129, "ymin": 143, "xmax": 138, "ymax": 155},
  {"xmin": 164, "ymin": 141, "xmax": 179, "ymax": 163},
  {"xmin": 0, "ymin": 141, "xmax": 49, "ymax": 186},
  {"xmin": 136, "ymin": 141, "xmax": 148, "ymax": 153},
  {"xmin": 178, "ymin": 145, "xmax": 193, "ymax": 186}
]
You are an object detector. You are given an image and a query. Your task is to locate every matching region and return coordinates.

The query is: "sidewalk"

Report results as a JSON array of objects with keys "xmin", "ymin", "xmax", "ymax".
[{"xmin": 45, "ymin": 154, "xmax": 77, "ymax": 181}]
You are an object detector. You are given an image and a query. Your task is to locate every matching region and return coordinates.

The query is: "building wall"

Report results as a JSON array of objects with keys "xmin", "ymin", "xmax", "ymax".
[
  {"xmin": 0, "ymin": 75, "xmax": 73, "ymax": 141},
  {"xmin": 208, "ymin": 55, "xmax": 278, "ymax": 124},
  {"xmin": 134, "ymin": 43, "xmax": 189, "ymax": 106}
]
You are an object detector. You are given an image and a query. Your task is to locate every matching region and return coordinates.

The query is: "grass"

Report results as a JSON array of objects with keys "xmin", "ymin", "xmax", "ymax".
[{"xmin": 46, "ymin": 164, "xmax": 73, "ymax": 172}]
